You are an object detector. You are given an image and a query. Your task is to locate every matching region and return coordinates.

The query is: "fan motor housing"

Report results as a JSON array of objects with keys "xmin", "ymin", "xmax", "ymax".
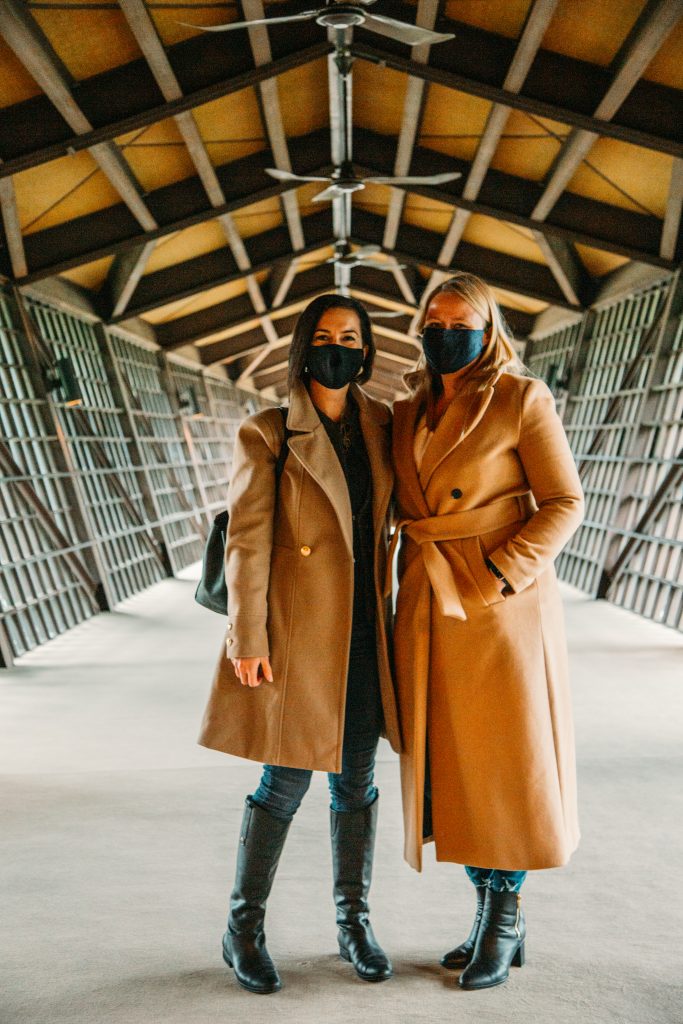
[{"xmin": 316, "ymin": 6, "xmax": 366, "ymax": 29}]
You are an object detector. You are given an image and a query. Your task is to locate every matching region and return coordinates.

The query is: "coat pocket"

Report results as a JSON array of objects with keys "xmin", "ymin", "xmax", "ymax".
[{"xmin": 462, "ymin": 536, "xmax": 506, "ymax": 608}]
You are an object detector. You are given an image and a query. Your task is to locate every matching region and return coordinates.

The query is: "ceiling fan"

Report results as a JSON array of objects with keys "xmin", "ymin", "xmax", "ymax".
[
  {"xmin": 267, "ymin": 160, "xmax": 460, "ymax": 202},
  {"xmin": 181, "ymin": 0, "xmax": 455, "ymax": 48},
  {"xmin": 326, "ymin": 242, "xmax": 406, "ymax": 271}
]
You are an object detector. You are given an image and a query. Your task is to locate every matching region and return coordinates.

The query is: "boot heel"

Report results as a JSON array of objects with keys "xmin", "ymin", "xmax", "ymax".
[
  {"xmin": 222, "ymin": 938, "xmax": 233, "ymax": 968},
  {"xmin": 338, "ymin": 944, "xmax": 351, "ymax": 963},
  {"xmin": 512, "ymin": 941, "xmax": 525, "ymax": 968}
]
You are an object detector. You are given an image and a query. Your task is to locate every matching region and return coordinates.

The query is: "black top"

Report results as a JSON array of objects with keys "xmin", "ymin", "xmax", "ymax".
[{"xmin": 317, "ymin": 397, "xmax": 376, "ymax": 638}]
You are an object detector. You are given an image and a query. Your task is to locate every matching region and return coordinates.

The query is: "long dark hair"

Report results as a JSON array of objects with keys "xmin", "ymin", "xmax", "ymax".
[{"xmin": 287, "ymin": 294, "xmax": 376, "ymax": 390}]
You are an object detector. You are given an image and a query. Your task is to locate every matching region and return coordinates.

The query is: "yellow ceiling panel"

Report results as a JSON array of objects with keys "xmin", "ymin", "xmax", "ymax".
[
  {"xmin": 0, "ymin": 37, "xmax": 41, "ymax": 107},
  {"xmin": 566, "ymin": 136, "xmax": 670, "ymax": 218},
  {"xmin": 117, "ymin": 118, "xmax": 196, "ymax": 192},
  {"xmin": 192, "ymin": 88, "xmax": 265, "ymax": 168},
  {"xmin": 353, "ymin": 182, "xmax": 391, "ymax": 220},
  {"xmin": 353, "ymin": 61, "xmax": 409, "ymax": 136},
  {"xmin": 541, "ymin": 0, "xmax": 645, "ymax": 66},
  {"xmin": 230, "ymin": 196, "xmax": 283, "ymax": 239},
  {"xmin": 143, "ymin": 274, "xmax": 265, "ymax": 325},
  {"xmin": 279, "ymin": 58, "xmax": 329, "ymax": 138},
  {"xmin": 575, "ymin": 244, "xmax": 630, "ymax": 277},
  {"xmin": 419, "ymin": 86, "xmax": 492, "ymax": 164},
  {"xmin": 489, "ymin": 110, "xmax": 569, "ymax": 182},
  {"xmin": 32, "ymin": 7, "xmax": 142, "ymax": 81},
  {"xmin": 150, "ymin": 1, "xmax": 240, "ymax": 47},
  {"xmin": 59, "ymin": 255, "xmax": 114, "ymax": 292},
  {"xmin": 402, "ymin": 193, "xmax": 455, "ymax": 236},
  {"xmin": 463, "ymin": 214, "xmax": 546, "ymax": 264},
  {"xmin": 643, "ymin": 20, "xmax": 683, "ymax": 89},
  {"xmin": 144, "ymin": 221, "xmax": 228, "ymax": 276},
  {"xmin": 444, "ymin": 0, "xmax": 531, "ymax": 39},
  {"xmin": 15, "ymin": 150, "xmax": 121, "ymax": 235}
]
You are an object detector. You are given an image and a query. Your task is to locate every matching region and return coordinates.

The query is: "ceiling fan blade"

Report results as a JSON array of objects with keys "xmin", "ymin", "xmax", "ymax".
[
  {"xmin": 266, "ymin": 168, "xmax": 330, "ymax": 183},
  {"xmin": 312, "ymin": 185, "xmax": 345, "ymax": 203},
  {"xmin": 179, "ymin": 11, "xmax": 320, "ymax": 33},
  {"xmin": 353, "ymin": 244, "xmax": 382, "ymax": 259},
  {"xmin": 364, "ymin": 172, "xmax": 461, "ymax": 186},
  {"xmin": 362, "ymin": 259, "xmax": 408, "ymax": 271},
  {"xmin": 362, "ymin": 14, "xmax": 454, "ymax": 47},
  {"xmin": 369, "ymin": 310, "xmax": 407, "ymax": 318}
]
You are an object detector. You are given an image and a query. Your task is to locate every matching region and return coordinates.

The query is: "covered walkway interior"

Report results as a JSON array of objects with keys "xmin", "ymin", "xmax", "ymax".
[{"xmin": 2, "ymin": 570, "xmax": 681, "ymax": 1024}]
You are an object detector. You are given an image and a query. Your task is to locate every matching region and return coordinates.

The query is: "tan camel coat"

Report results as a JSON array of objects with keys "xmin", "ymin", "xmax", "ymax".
[
  {"xmin": 199, "ymin": 380, "xmax": 401, "ymax": 772},
  {"xmin": 391, "ymin": 369, "xmax": 584, "ymax": 871}
]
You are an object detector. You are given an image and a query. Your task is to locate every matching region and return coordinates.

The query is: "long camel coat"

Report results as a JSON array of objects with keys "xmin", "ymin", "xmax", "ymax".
[
  {"xmin": 199, "ymin": 380, "xmax": 401, "ymax": 772},
  {"xmin": 391, "ymin": 369, "xmax": 584, "ymax": 871}
]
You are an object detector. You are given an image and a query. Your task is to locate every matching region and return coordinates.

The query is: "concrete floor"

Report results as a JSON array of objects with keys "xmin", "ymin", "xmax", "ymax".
[{"xmin": 1, "ymin": 571, "xmax": 682, "ymax": 1024}]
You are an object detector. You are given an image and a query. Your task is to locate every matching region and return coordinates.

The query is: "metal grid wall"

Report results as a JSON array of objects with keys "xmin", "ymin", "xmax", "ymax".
[
  {"xmin": 0, "ymin": 286, "xmax": 252, "ymax": 664},
  {"xmin": 605, "ymin": 289, "xmax": 683, "ymax": 628},
  {"xmin": 27, "ymin": 300, "xmax": 167, "ymax": 606},
  {"xmin": 0, "ymin": 292, "xmax": 97, "ymax": 659},
  {"xmin": 107, "ymin": 333, "xmax": 206, "ymax": 572},
  {"xmin": 534, "ymin": 275, "xmax": 682, "ymax": 630},
  {"xmin": 174, "ymin": 368, "xmax": 246, "ymax": 521}
]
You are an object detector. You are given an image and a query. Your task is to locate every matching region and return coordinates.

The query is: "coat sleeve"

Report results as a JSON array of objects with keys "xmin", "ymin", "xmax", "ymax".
[
  {"xmin": 224, "ymin": 412, "xmax": 281, "ymax": 658},
  {"xmin": 487, "ymin": 378, "xmax": 584, "ymax": 594}
]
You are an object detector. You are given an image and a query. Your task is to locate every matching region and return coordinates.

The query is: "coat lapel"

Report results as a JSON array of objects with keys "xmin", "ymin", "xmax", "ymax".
[
  {"xmin": 417, "ymin": 372, "xmax": 501, "ymax": 491},
  {"xmin": 285, "ymin": 380, "xmax": 353, "ymax": 556},
  {"xmin": 354, "ymin": 384, "xmax": 393, "ymax": 535},
  {"xmin": 392, "ymin": 388, "xmax": 432, "ymax": 519}
]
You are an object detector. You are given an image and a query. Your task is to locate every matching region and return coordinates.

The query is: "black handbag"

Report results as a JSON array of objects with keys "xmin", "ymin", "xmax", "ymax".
[{"xmin": 194, "ymin": 408, "xmax": 290, "ymax": 614}]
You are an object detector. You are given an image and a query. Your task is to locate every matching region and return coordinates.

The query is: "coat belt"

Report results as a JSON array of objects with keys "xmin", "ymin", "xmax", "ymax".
[{"xmin": 384, "ymin": 493, "xmax": 535, "ymax": 620}]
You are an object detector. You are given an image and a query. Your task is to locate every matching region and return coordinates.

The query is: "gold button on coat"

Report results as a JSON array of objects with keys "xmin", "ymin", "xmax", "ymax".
[
  {"xmin": 300, "ymin": 545, "xmax": 311, "ymax": 557},
  {"xmin": 227, "ymin": 638, "xmax": 234, "ymax": 646}
]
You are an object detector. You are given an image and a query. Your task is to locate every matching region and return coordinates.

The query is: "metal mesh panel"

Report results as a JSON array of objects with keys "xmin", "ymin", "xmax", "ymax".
[
  {"xmin": 27, "ymin": 301, "xmax": 166, "ymax": 605},
  {"xmin": 107, "ymin": 333, "xmax": 206, "ymax": 572},
  {"xmin": 607, "ymin": 301, "xmax": 683, "ymax": 629},
  {"xmin": 0, "ymin": 292, "xmax": 96, "ymax": 657},
  {"xmin": 525, "ymin": 321, "xmax": 582, "ymax": 391}
]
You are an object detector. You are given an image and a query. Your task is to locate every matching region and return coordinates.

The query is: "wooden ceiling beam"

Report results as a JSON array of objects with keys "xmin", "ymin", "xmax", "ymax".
[
  {"xmin": 661, "ymin": 159, "xmax": 683, "ymax": 261},
  {"xmin": 531, "ymin": 0, "xmax": 683, "ymax": 222},
  {"xmin": 0, "ymin": 1, "xmax": 156, "ymax": 232},
  {"xmin": 118, "ymin": 0, "xmax": 279, "ymax": 343},
  {"xmin": 351, "ymin": 7, "xmax": 683, "ymax": 159},
  {"xmin": 0, "ymin": 27, "xmax": 330, "ymax": 179},
  {"xmin": 0, "ymin": 176, "xmax": 27, "ymax": 278},
  {"xmin": 15, "ymin": 121, "xmax": 670, "ymax": 285},
  {"xmin": 437, "ymin": 0, "xmax": 561, "ymax": 266}
]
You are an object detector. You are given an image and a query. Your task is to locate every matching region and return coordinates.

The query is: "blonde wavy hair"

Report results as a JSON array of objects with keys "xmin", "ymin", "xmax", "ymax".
[{"xmin": 404, "ymin": 271, "xmax": 526, "ymax": 394}]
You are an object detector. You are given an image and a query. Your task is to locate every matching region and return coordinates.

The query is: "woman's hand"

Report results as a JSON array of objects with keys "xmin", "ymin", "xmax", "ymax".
[{"xmin": 231, "ymin": 656, "xmax": 273, "ymax": 688}]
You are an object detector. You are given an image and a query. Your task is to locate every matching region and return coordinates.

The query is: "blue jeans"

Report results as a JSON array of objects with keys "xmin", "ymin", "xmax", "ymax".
[
  {"xmin": 465, "ymin": 866, "xmax": 527, "ymax": 893},
  {"xmin": 252, "ymin": 632, "xmax": 382, "ymax": 821}
]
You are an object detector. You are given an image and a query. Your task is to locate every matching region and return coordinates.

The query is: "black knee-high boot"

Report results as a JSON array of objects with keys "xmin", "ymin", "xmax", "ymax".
[
  {"xmin": 440, "ymin": 885, "xmax": 487, "ymax": 969},
  {"xmin": 222, "ymin": 797, "xmax": 291, "ymax": 994},
  {"xmin": 459, "ymin": 889, "xmax": 526, "ymax": 990},
  {"xmin": 330, "ymin": 797, "xmax": 393, "ymax": 983}
]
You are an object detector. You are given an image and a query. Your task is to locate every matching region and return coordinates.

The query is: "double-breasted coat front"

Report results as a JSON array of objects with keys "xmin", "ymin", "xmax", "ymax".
[
  {"xmin": 199, "ymin": 380, "xmax": 402, "ymax": 773},
  {"xmin": 391, "ymin": 369, "xmax": 584, "ymax": 872}
]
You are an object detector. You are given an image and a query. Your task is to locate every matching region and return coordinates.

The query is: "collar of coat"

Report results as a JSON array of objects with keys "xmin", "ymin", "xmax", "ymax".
[
  {"xmin": 393, "ymin": 366, "xmax": 506, "ymax": 513},
  {"xmin": 284, "ymin": 380, "xmax": 393, "ymax": 557}
]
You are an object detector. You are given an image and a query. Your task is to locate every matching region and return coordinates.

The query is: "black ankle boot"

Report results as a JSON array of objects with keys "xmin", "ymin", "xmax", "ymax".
[
  {"xmin": 459, "ymin": 889, "xmax": 526, "ymax": 990},
  {"xmin": 440, "ymin": 885, "xmax": 486, "ymax": 970},
  {"xmin": 331, "ymin": 797, "xmax": 393, "ymax": 983},
  {"xmin": 222, "ymin": 797, "xmax": 291, "ymax": 995}
]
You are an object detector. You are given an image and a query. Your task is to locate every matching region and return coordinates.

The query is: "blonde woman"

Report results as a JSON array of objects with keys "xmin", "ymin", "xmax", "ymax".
[{"xmin": 390, "ymin": 272, "xmax": 584, "ymax": 990}]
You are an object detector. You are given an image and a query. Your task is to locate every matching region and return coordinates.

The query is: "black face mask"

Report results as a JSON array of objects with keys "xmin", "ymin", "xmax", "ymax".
[
  {"xmin": 421, "ymin": 326, "xmax": 486, "ymax": 374},
  {"xmin": 307, "ymin": 344, "xmax": 364, "ymax": 390}
]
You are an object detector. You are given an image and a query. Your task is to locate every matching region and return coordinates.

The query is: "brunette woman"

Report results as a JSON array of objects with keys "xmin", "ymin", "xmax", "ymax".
[
  {"xmin": 390, "ymin": 272, "xmax": 584, "ymax": 990},
  {"xmin": 199, "ymin": 294, "xmax": 401, "ymax": 994}
]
